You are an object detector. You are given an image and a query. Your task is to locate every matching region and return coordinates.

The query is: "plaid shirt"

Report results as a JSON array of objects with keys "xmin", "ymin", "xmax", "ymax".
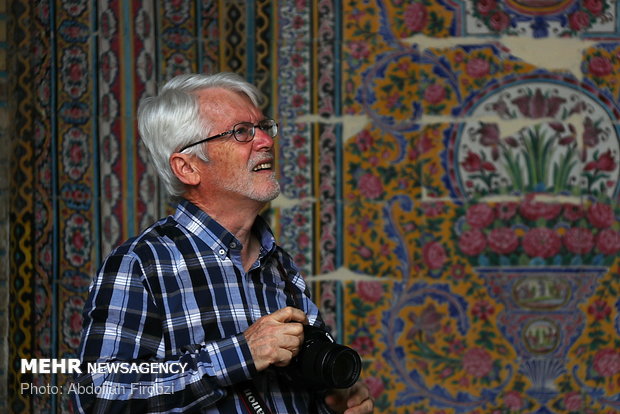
[{"xmin": 73, "ymin": 200, "xmax": 331, "ymax": 413}]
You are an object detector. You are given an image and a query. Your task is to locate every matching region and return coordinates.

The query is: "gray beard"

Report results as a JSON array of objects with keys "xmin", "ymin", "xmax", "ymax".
[{"xmin": 222, "ymin": 170, "xmax": 281, "ymax": 203}]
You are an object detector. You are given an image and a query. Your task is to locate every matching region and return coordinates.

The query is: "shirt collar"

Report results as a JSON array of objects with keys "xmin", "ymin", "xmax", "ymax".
[{"xmin": 174, "ymin": 199, "xmax": 276, "ymax": 255}]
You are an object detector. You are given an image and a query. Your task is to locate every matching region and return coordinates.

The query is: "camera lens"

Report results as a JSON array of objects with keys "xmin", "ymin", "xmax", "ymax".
[
  {"xmin": 322, "ymin": 347, "xmax": 361, "ymax": 388},
  {"xmin": 299, "ymin": 341, "xmax": 361, "ymax": 389},
  {"xmin": 288, "ymin": 325, "xmax": 362, "ymax": 389}
]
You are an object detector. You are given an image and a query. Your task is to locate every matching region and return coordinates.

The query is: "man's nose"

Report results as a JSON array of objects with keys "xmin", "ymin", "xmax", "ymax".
[{"xmin": 253, "ymin": 126, "xmax": 275, "ymax": 148}]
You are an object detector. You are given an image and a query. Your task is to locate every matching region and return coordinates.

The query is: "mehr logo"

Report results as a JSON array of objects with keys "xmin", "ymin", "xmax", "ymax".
[
  {"xmin": 21, "ymin": 358, "xmax": 189, "ymax": 375},
  {"xmin": 21, "ymin": 359, "xmax": 82, "ymax": 374}
]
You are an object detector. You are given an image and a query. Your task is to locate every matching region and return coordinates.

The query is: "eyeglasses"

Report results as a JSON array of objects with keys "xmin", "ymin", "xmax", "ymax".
[{"xmin": 178, "ymin": 119, "xmax": 278, "ymax": 153}]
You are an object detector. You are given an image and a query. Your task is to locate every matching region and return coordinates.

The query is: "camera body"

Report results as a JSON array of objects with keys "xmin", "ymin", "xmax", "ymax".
[{"xmin": 288, "ymin": 325, "xmax": 362, "ymax": 389}]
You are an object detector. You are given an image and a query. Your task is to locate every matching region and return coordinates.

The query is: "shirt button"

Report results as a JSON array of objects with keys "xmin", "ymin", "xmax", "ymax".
[
  {"xmin": 218, "ymin": 249, "xmax": 226, "ymax": 255},
  {"xmin": 230, "ymin": 242, "xmax": 237, "ymax": 248}
]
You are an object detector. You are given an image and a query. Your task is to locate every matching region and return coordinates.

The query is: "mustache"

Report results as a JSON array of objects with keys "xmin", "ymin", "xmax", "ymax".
[{"xmin": 248, "ymin": 154, "xmax": 275, "ymax": 170}]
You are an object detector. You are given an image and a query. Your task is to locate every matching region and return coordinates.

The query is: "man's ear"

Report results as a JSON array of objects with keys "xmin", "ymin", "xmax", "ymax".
[{"xmin": 169, "ymin": 153, "xmax": 201, "ymax": 186}]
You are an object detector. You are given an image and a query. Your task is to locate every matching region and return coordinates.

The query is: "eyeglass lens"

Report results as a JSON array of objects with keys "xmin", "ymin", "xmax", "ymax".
[{"xmin": 233, "ymin": 120, "xmax": 277, "ymax": 142}]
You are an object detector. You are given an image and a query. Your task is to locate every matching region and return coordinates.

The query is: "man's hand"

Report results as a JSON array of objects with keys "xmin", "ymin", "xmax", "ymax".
[
  {"xmin": 244, "ymin": 307, "xmax": 308, "ymax": 371},
  {"xmin": 325, "ymin": 381, "xmax": 374, "ymax": 414}
]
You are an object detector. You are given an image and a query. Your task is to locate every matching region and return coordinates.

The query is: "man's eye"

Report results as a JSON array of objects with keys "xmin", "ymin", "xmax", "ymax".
[{"xmin": 235, "ymin": 126, "xmax": 251, "ymax": 135}]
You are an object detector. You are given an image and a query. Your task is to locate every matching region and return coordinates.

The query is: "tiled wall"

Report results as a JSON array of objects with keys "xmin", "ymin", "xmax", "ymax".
[
  {"xmin": 6, "ymin": 1, "xmax": 620, "ymax": 413},
  {"xmin": 0, "ymin": 0, "xmax": 9, "ymax": 410},
  {"xmin": 273, "ymin": 2, "xmax": 620, "ymax": 413}
]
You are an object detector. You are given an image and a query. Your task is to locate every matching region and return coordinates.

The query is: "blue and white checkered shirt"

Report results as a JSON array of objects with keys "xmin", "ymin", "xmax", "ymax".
[{"xmin": 72, "ymin": 199, "xmax": 330, "ymax": 413}]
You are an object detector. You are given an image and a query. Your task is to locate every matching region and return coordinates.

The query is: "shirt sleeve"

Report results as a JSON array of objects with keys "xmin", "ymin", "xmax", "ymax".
[{"xmin": 72, "ymin": 250, "xmax": 257, "ymax": 414}]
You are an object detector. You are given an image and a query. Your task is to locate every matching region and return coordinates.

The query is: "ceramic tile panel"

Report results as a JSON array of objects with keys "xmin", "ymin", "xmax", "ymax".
[{"xmin": 6, "ymin": 0, "xmax": 620, "ymax": 413}]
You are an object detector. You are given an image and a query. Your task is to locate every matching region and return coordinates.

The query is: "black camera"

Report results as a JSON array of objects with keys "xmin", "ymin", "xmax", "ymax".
[{"xmin": 288, "ymin": 325, "xmax": 362, "ymax": 389}]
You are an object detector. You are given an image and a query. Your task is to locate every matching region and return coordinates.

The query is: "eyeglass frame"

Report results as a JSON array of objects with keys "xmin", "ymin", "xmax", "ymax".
[{"xmin": 177, "ymin": 119, "xmax": 278, "ymax": 153}]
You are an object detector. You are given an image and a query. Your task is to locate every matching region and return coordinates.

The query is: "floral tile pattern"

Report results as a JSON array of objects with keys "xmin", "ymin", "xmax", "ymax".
[
  {"xmin": 465, "ymin": 0, "xmax": 619, "ymax": 38},
  {"xmin": 7, "ymin": 0, "xmax": 620, "ymax": 413},
  {"xmin": 340, "ymin": 1, "xmax": 620, "ymax": 413}
]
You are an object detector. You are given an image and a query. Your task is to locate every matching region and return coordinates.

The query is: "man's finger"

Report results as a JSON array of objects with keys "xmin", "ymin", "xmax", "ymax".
[
  {"xmin": 269, "ymin": 306, "xmax": 308, "ymax": 324},
  {"xmin": 347, "ymin": 383, "xmax": 370, "ymax": 407},
  {"xmin": 344, "ymin": 397, "xmax": 374, "ymax": 414}
]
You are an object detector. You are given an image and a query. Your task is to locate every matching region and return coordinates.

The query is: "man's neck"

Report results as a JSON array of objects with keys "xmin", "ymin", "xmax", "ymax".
[{"xmin": 183, "ymin": 192, "xmax": 265, "ymax": 270}]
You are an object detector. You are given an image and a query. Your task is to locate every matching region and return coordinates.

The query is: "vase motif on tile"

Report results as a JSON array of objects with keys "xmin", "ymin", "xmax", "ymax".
[
  {"xmin": 476, "ymin": 266, "xmax": 605, "ymax": 402},
  {"xmin": 447, "ymin": 72, "xmax": 620, "ymax": 411}
]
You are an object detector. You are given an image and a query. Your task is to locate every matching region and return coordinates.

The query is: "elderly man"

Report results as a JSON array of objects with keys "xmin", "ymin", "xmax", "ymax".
[{"xmin": 73, "ymin": 72, "xmax": 373, "ymax": 414}]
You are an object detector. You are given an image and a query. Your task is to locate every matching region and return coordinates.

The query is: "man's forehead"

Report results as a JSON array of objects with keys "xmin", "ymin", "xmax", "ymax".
[
  {"xmin": 197, "ymin": 88, "xmax": 259, "ymax": 120},
  {"xmin": 197, "ymin": 87, "xmax": 251, "ymax": 104}
]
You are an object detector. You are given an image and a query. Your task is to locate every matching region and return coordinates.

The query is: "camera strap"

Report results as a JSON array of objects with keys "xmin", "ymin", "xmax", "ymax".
[
  {"xmin": 235, "ymin": 380, "xmax": 273, "ymax": 414},
  {"xmin": 234, "ymin": 260, "xmax": 293, "ymax": 414},
  {"xmin": 276, "ymin": 260, "xmax": 300, "ymax": 309}
]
